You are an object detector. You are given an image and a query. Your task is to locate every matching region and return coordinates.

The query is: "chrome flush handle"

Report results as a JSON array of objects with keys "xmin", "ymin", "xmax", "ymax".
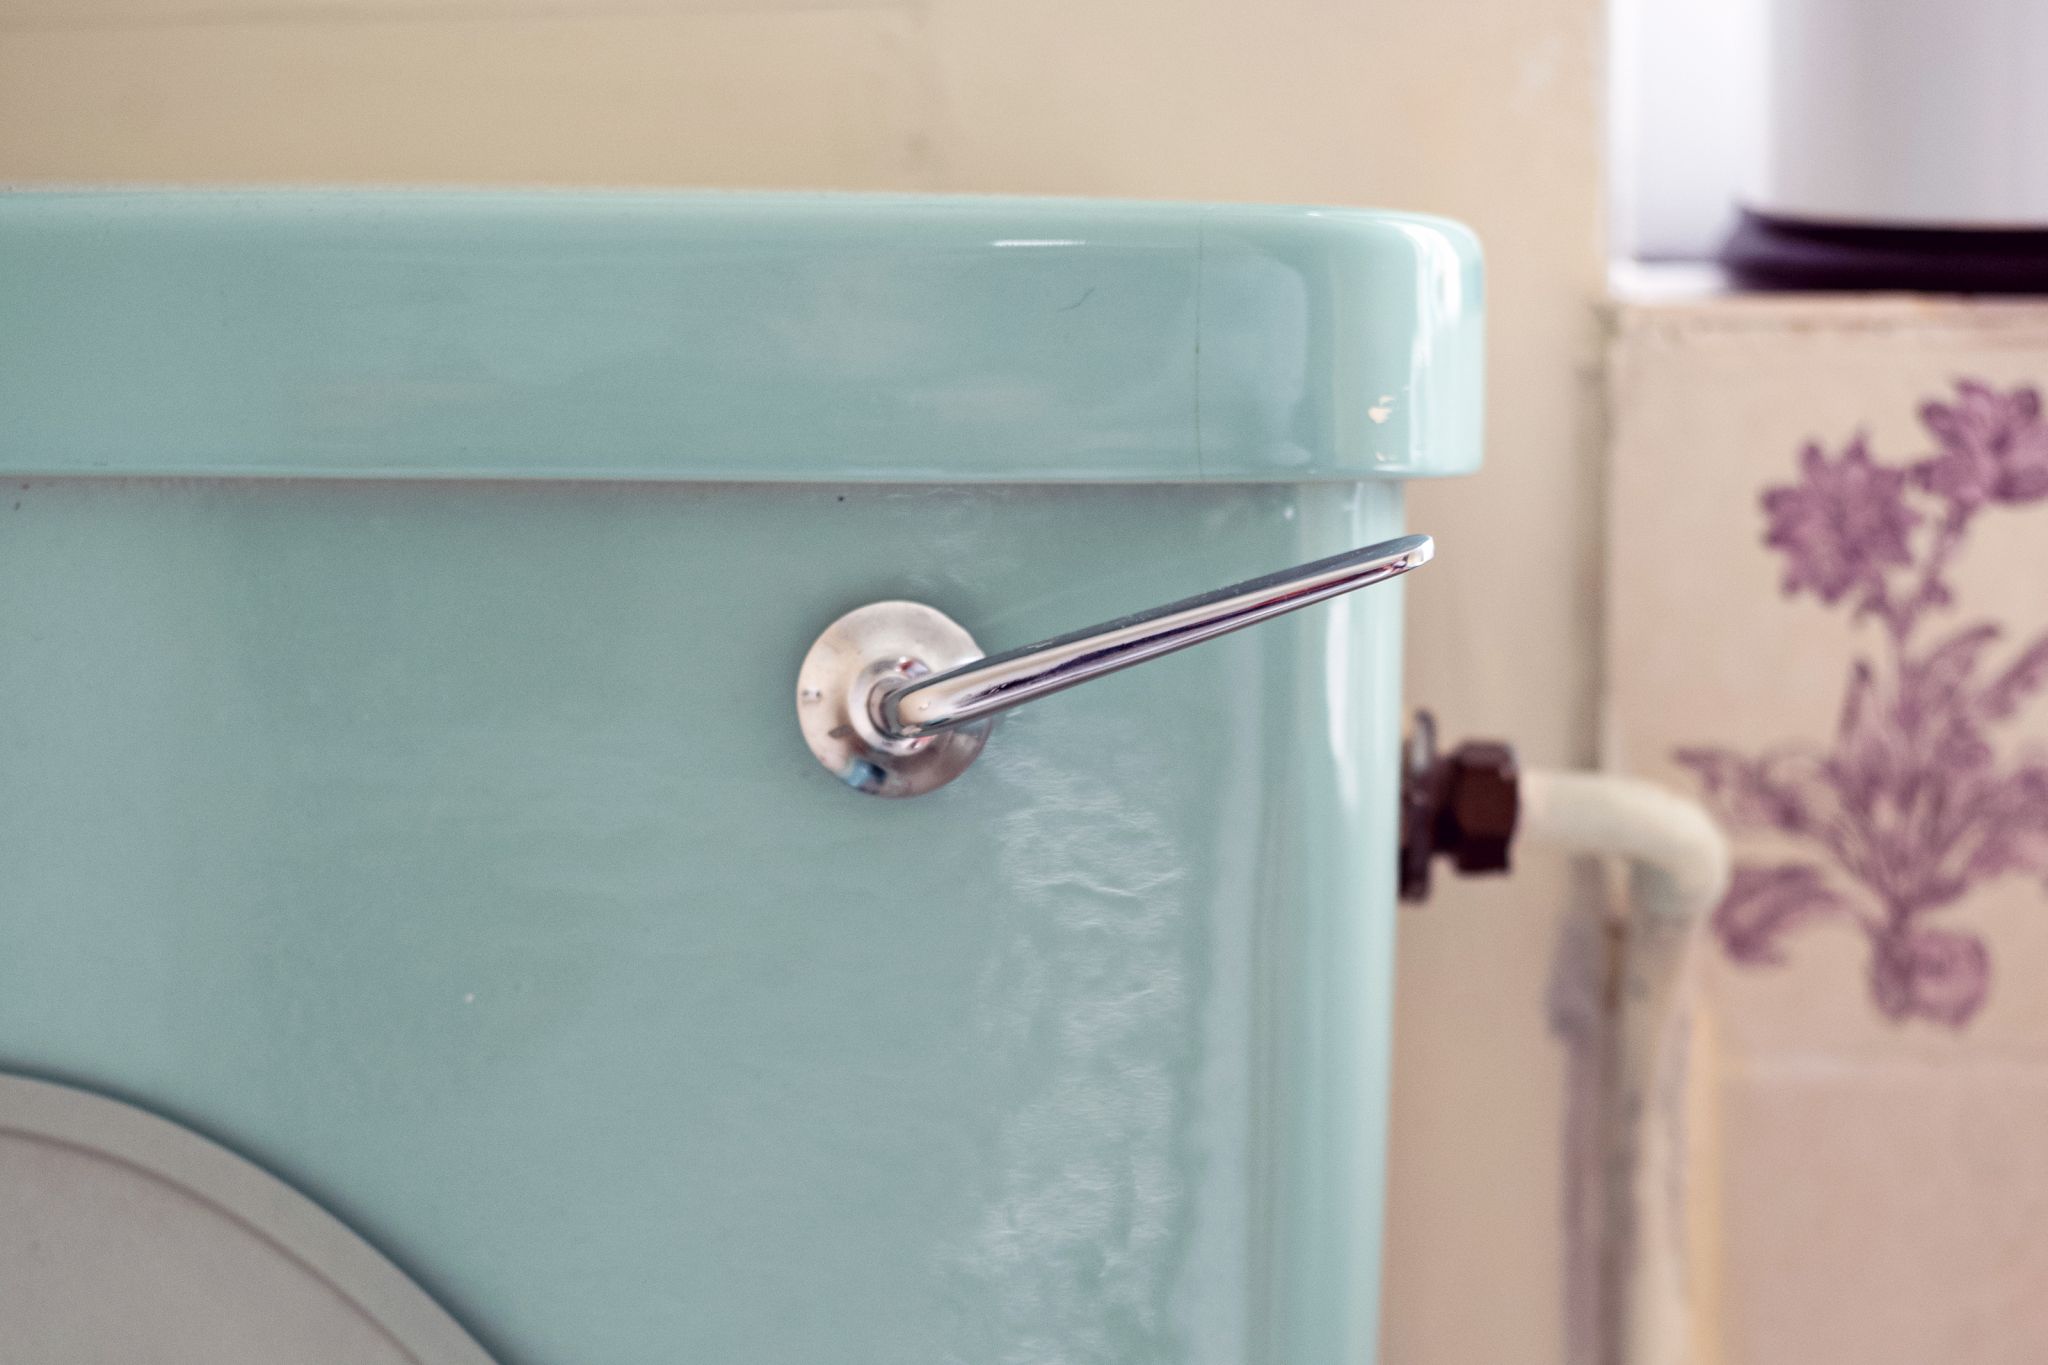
[{"xmin": 796, "ymin": 532, "xmax": 1433, "ymax": 797}]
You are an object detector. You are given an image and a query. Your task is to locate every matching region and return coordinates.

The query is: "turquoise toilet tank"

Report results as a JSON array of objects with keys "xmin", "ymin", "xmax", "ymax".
[{"xmin": 0, "ymin": 192, "xmax": 1482, "ymax": 1365}]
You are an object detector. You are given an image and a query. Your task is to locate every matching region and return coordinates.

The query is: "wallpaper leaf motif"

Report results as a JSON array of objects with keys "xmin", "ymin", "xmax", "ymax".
[{"xmin": 1677, "ymin": 380, "xmax": 2048, "ymax": 1028}]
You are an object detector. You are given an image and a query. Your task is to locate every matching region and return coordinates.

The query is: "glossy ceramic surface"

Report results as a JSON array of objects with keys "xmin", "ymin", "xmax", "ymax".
[
  {"xmin": 0, "ymin": 192, "xmax": 1476, "ymax": 1365},
  {"xmin": 0, "ymin": 191, "xmax": 1483, "ymax": 483},
  {"xmin": 0, "ymin": 480, "xmax": 1407, "ymax": 1365}
]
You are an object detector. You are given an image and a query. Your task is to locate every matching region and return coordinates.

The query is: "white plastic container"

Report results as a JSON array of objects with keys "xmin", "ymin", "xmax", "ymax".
[
  {"xmin": 1725, "ymin": 0, "xmax": 2048, "ymax": 289},
  {"xmin": 1759, "ymin": 0, "xmax": 2048, "ymax": 227}
]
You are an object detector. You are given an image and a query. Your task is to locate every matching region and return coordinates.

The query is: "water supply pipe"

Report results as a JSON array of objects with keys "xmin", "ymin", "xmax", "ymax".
[{"xmin": 1401, "ymin": 715, "xmax": 1731, "ymax": 1365}]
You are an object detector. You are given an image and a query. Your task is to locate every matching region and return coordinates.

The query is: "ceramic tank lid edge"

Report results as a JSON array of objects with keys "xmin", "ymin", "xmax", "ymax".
[{"xmin": 0, "ymin": 189, "xmax": 1484, "ymax": 483}]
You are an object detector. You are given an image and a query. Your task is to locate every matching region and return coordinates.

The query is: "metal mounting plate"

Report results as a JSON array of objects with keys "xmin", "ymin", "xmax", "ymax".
[{"xmin": 795, "ymin": 601, "xmax": 992, "ymax": 797}]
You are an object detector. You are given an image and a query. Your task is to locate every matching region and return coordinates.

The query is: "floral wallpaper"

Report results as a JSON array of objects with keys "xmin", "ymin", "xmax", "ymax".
[{"xmin": 1677, "ymin": 381, "xmax": 2048, "ymax": 1028}]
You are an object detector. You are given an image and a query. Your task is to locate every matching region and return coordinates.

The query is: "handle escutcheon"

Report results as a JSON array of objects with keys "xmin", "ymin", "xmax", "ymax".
[{"xmin": 796, "ymin": 533, "xmax": 1433, "ymax": 797}]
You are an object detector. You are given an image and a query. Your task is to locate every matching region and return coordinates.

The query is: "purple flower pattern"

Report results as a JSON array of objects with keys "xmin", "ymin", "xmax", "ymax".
[
  {"xmin": 1762, "ymin": 437, "xmax": 1918, "ymax": 607},
  {"xmin": 1915, "ymin": 381, "xmax": 2048, "ymax": 508},
  {"xmin": 1678, "ymin": 380, "xmax": 2048, "ymax": 1028}
]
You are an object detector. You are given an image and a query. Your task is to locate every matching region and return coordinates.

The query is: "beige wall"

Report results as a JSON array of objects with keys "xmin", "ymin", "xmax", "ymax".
[{"xmin": 0, "ymin": 3, "xmax": 1607, "ymax": 1358}]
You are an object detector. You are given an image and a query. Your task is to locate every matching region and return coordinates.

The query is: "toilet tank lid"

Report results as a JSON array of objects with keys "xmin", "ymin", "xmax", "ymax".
[{"xmin": 0, "ymin": 190, "xmax": 1484, "ymax": 484}]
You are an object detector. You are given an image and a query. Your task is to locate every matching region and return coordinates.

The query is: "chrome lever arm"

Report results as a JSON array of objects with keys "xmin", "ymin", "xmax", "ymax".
[
  {"xmin": 880, "ymin": 533, "xmax": 1433, "ymax": 739},
  {"xmin": 796, "ymin": 533, "xmax": 1433, "ymax": 797}
]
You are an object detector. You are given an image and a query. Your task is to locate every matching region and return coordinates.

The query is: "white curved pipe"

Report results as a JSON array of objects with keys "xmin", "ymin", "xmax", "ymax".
[
  {"xmin": 1517, "ymin": 770, "xmax": 1730, "ymax": 1365},
  {"xmin": 1518, "ymin": 770, "xmax": 1730, "ymax": 926}
]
